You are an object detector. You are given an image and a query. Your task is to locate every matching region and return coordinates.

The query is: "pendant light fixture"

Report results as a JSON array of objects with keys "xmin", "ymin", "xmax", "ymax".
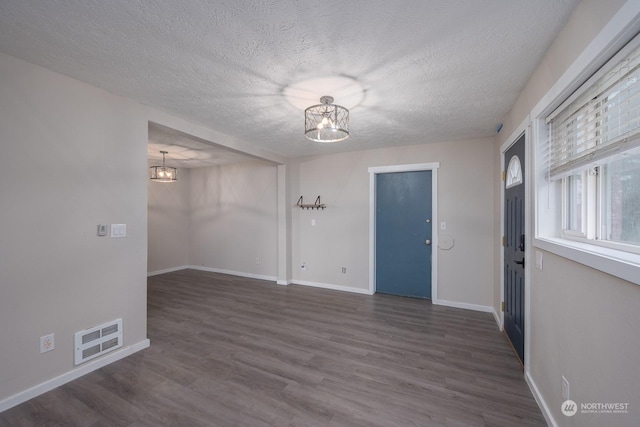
[
  {"xmin": 304, "ymin": 96, "xmax": 349, "ymax": 143},
  {"xmin": 149, "ymin": 151, "xmax": 177, "ymax": 182}
]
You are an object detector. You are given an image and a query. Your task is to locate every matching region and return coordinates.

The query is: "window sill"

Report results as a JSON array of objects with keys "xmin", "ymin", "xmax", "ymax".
[{"xmin": 533, "ymin": 236, "xmax": 640, "ymax": 286}]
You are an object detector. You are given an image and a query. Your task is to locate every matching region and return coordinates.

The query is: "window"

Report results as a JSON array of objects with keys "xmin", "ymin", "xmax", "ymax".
[
  {"xmin": 563, "ymin": 172, "xmax": 584, "ymax": 234},
  {"xmin": 506, "ymin": 155, "xmax": 523, "ymax": 189},
  {"xmin": 531, "ymin": 7, "xmax": 640, "ymax": 285},
  {"xmin": 543, "ymin": 36, "xmax": 640, "ymax": 255},
  {"xmin": 600, "ymin": 152, "xmax": 640, "ymax": 246}
]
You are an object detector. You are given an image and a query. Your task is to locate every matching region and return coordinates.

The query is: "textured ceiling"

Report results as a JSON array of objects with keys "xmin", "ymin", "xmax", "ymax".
[
  {"xmin": 0, "ymin": 0, "xmax": 580, "ymax": 162},
  {"xmin": 148, "ymin": 123, "xmax": 260, "ymax": 168}
]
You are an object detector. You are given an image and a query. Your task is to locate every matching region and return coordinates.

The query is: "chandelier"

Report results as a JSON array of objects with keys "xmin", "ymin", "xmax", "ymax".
[
  {"xmin": 149, "ymin": 151, "xmax": 177, "ymax": 182},
  {"xmin": 304, "ymin": 96, "xmax": 349, "ymax": 143}
]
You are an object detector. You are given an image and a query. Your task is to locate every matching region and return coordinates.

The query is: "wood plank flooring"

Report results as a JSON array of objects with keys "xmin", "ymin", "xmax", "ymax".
[{"xmin": 1, "ymin": 269, "xmax": 546, "ymax": 426}]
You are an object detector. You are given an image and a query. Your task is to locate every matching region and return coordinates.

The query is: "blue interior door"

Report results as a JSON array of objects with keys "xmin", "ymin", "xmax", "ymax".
[
  {"xmin": 376, "ymin": 171, "xmax": 432, "ymax": 298},
  {"xmin": 504, "ymin": 134, "xmax": 525, "ymax": 364}
]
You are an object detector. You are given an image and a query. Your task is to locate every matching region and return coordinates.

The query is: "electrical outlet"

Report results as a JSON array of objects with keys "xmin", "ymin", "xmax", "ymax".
[
  {"xmin": 40, "ymin": 333, "xmax": 55, "ymax": 353},
  {"xmin": 536, "ymin": 251, "xmax": 543, "ymax": 270},
  {"xmin": 301, "ymin": 262, "xmax": 306, "ymax": 270},
  {"xmin": 562, "ymin": 376, "xmax": 570, "ymax": 400},
  {"xmin": 341, "ymin": 267, "xmax": 346, "ymax": 274},
  {"xmin": 255, "ymin": 258, "xmax": 260, "ymax": 265}
]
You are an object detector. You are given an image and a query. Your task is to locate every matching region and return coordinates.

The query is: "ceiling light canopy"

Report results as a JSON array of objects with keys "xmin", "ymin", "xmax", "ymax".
[
  {"xmin": 149, "ymin": 151, "xmax": 177, "ymax": 182},
  {"xmin": 304, "ymin": 96, "xmax": 349, "ymax": 143}
]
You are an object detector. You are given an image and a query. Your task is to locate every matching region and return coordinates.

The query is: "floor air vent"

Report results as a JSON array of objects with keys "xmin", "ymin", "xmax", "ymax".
[{"xmin": 74, "ymin": 318, "xmax": 123, "ymax": 365}]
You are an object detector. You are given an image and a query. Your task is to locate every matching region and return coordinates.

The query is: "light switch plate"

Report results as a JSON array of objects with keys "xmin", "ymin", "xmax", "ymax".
[
  {"xmin": 97, "ymin": 224, "xmax": 107, "ymax": 236},
  {"xmin": 111, "ymin": 224, "xmax": 127, "ymax": 238}
]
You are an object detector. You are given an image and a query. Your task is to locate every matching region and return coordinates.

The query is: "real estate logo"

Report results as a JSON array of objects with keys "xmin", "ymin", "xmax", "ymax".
[
  {"xmin": 562, "ymin": 400, "xmax": 578, "ymax": 417},
  {"xmin": 562, "ymin": 400, "xmax": 630, "ymax": 417}
]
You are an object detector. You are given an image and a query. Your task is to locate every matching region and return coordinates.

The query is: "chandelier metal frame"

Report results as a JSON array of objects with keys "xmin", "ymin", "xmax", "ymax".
[
  {"xmin": 304, "ymin": 96, "xmax": 349, "ymax": 143},
  {"xmin": 149, "ymin": 150, "xmax": 177, "ymax": 182}
]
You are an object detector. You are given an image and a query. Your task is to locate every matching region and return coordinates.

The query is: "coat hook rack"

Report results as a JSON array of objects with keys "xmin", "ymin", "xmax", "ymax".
[{"xmin": 296, "ymin": 196, "xmax": 326, "ymax": 210}]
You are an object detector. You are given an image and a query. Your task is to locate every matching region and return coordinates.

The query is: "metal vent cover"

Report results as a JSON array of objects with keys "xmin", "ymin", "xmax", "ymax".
[
  {"xmin": 82, "ymin": 330, "xmax": 101, "ymax": 344},
  {"xmin": 74, "ymin": 318, "xmax": 123, "ymax": 365},
  {"xmin": 82, "ymin": 345, "xmax": 101, "ymax": 359},
  {"xmin": 102, "ymin": 337, "xmax": 119, "ymax": 351}
]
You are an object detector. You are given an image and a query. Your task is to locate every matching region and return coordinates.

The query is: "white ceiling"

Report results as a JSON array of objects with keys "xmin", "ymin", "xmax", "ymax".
[
  {"xmin": 0, "ymin": 0, "xmax": 580, "ymax": 165},
  {"xmin": 148, "ymin": 123, "xmax": 260, "ymax": 168}
]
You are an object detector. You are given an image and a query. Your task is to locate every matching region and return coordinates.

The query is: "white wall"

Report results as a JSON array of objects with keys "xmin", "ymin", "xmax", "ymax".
[
  {"xmin": 0, "ymin": 52, "xmax": 149, "ymax": 404},
  {"xmin": 498, "ymin": 1, "xmax": 639, "ymax": 426},
  {"xmin": 530, "ymin": 251, "xmax": 639, "ymax": 426},
  {"xmin": 289, "ymin": 138, "xmax": 496, "ymax": 308},
  {"xmin": 189, "ymin": 161, "xmax": 279, "ymax": 279},
  {"xmin": 147, "ymin": 166, "xmax": 190, "ymax": 274}
]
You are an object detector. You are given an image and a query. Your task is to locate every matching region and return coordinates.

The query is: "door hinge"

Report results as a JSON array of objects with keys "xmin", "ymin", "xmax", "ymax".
[
  {"xmin": 501, "ymin": 301, "xmax": 505, "ymax": 312},
  {"xmin": 501, "ymin": 170, "xmax": 506, "ymax": 181},
  {"xmin": 502, "ymin": 236, "xmax": 506, "ymax": 246}
]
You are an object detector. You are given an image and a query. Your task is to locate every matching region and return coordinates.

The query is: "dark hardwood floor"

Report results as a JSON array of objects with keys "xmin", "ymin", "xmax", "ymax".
[{"xmin": 1, "ymin": 269, "xmax": 546, "ymax": 426}]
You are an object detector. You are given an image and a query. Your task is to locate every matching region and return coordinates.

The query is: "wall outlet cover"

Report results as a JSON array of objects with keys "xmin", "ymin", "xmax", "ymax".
[
  {"xmin": 562, "ymin": 376, "xmax": 570, "ymax": 400},
  {"xmin": 40, "ymin": 333, "xmax": 55, "ymax": 353},
  {"xmin": 536, "ymin": 251, "xmax": 543, "ymax": 270}
]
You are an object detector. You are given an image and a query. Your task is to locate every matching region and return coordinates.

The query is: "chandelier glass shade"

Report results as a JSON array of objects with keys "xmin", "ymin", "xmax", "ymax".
[
  {"xmin": 149, "ymin": 151, "xmax": 177, "ymax": 182},
  {"xmin": 304, "ymin": 96, "xmax": 349, "ymax": 143}
]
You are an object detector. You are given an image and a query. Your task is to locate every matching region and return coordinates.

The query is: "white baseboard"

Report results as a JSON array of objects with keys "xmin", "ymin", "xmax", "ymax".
[
  {"xmin": 0, "ymin": 339, "xmax": 150, "ymax": 413},
  {"xmin": 433, "ymin": 299, "xmax": 494, "ymax": 314},
  {"xmin": 188, "ymin": 265, "xmax": 277, "ymax": 282},
  {"xmin": 525, "ymin": 370, "xmax": 557, "ymax": 427},
  {"xmin": 492, "ymin": 307, "xmax": 501, "ymax": 329},
  {"xmin": 292, "ymin": 280, "xmax": 374, "ymax": 295},
  {"xmin": 147, "ymin": 265, "xmax": 189, "ymax": 277},
  {"xmin": 276, "ymin": 280, "xmax": 291, "ymax": 285}
]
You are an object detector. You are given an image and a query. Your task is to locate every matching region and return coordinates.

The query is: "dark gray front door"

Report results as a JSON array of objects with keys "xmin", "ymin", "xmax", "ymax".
[{"xmin": 504, "ymin": 134, "xmax": 525, "ymax": 364}]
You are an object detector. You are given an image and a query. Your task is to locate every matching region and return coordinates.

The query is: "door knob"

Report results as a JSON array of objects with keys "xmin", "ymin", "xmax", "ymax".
[
  {"xmin": 426, "ymin": 219, "xmax": 431, "ymax": 223},
  {"xmin": 425, "ymin": 239, "xmax": 431, "ymax": 245},
  {"xmin": 514, "ymin": 258, "xmax": 525, "ymax": 268}
]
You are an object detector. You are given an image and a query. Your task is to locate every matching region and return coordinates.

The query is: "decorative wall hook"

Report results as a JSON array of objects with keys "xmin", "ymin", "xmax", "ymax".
[{"xmin": 296, "ymin": 196, "xmax": 326, "ymax": 210}]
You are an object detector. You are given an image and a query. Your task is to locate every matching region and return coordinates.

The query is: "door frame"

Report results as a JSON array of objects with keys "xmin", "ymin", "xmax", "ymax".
[
  {"xmin": 368, "ymin": 163, "xmax": 440, "ymax": 299},
  {"xmin": 500, "ymin": 120, "xmax": 531, "ymax": 368}
]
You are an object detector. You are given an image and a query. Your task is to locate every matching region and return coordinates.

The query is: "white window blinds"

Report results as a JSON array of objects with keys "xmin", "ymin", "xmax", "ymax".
[{"xmin": 546, "ymin": 38, "xmax": 640, "ymax": 179}]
